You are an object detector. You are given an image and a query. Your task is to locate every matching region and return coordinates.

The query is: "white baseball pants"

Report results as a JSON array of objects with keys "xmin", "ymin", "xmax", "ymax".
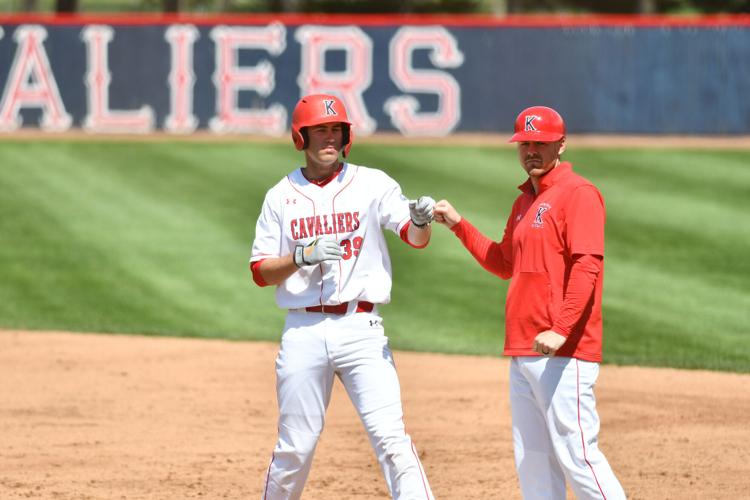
[
  {"xmin": 510, "ymin": 356, "xmax": 626, "ymax": 500},
  {"xmin": 262, "ymin": 310, "xmax": 434, "ymax": 500}
]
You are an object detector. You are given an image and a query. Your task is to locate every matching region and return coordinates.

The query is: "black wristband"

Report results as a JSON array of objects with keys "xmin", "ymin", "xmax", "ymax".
[{"xmin": 293, "ymin": 245, "xmax": 305, "ymax": 267}]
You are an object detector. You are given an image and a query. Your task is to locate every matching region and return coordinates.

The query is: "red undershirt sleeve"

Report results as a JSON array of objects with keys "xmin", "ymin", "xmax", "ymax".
[
  {"xmin": 250, "ymin": 260, "xmax": 269, "ymax": 287},
  {"xmin": 450, "ymin": 218, "xmax": 513, "ymax": 280},
  {"xmin": 551, "ymin": 253, "xmax": 602, "ymax": 337},
  {"xmin": 399, "ymin": 220, "xmax": 429, "ymax": 249}
]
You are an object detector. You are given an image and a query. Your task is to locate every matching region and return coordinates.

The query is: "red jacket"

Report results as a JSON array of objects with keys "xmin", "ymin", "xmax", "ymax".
[{"xmin": 451, "ymin": 162, "xmax": 605, "ymax": 362}]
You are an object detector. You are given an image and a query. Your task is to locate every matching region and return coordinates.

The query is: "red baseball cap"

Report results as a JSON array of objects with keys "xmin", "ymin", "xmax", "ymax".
[{"xmin": 509, "ymin": 106, "xmax": 566, "ymax": 143}]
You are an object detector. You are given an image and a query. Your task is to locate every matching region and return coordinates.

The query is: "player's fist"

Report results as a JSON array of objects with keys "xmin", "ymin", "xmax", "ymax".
[
  {"xmin": 409, "ymin": 196, "xmax": 435, "ymax": 227},
  {"xmin": 433, "ymin": 199, "xmax": 462, "ymax": 229},
  {"xmin": 294, "ymin": 236, "xmax": 343, "ymax": 267}
]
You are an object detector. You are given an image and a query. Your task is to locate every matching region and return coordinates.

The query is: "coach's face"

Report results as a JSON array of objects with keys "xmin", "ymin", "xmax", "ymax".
[
  {"xmin": 517, "ymin": 139, "xmax": 566, "ymax": 178},
  {"xmin": 305, "ymin": 122, "xmax": 343, "ymax": 169}
]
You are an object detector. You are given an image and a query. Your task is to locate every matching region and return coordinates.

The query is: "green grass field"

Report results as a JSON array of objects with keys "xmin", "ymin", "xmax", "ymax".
[{"xmin": 0, "ymin": 139, "xmax": 748, "ymax": 372}]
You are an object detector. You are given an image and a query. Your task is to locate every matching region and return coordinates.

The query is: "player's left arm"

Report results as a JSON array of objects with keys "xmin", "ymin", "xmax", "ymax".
[
  {"xmin": 405, "ymin": 195, "xmax": 435, "ymax": 247},
  {"xmin": 406, "ymin": 219, "xmax": 432, "ymax": 247},
  {"xmin": 377, "ymin": 172, "xmax": 433, "ymax": 249}
]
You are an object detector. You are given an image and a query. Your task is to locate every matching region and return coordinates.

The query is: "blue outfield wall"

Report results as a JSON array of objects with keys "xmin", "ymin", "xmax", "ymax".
[{"xmin": 0, "ymin": 14, "xmax": 748, "ymax": 136}]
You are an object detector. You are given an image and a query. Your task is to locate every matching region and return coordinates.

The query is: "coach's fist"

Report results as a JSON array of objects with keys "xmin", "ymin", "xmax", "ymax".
[
  {"xmin": 532, "ymin": 330, "xmax": 567, "ymax": 357},
  {"xmin": 409, "ymin": 196, "xmax": 436, "ymax": 227},
  {"xmin": 433, "ymin": 200, "xmax": 462, "ymax": 229},
  {"xmin": 294, "ymin": 236, "xmax": 343, "ymax": 267}
]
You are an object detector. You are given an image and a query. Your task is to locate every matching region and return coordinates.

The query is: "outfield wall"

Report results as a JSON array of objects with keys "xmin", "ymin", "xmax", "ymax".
[{"xmin": 0, "ymin": 14, "xmax": 748, "ymax": 136}]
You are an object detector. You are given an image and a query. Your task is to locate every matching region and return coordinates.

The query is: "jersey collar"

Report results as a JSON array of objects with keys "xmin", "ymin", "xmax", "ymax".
[
  {"xmin": 301, "ymin": 163, "xmax": 345, "ymax": 188},
  {"xmin": 518, "ymin": 161, "xmax": 573, "ymax": 195}
]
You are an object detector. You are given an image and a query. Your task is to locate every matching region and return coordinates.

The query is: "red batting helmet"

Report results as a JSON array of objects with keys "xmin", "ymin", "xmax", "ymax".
[
  {"xmin": 509, "ymin": 106, "xmax": 566, "ymax": 143},
  {"xmin": 291, "ymin": 94, "xmax": 353, "ymax": 157}
]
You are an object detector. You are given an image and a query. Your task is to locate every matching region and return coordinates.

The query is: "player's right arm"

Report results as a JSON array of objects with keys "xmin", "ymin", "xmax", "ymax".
[
  {"xmin": 252, "ymin": 237, "xmax": 344, "ymax": 286},
  {"xmin": 250, "ymin": 190, "xmax": 293, "ymax": 287},
  {"xmin": 433, "ymin": 199, "xmax": 513, "ymax": 279},
  {"xmin": 251, "ymin": 255, "xmax": 297, "ymax": 287},
  {"xmin": 250, "ymin": 188, "xmax": 344, "ymax": 287}
]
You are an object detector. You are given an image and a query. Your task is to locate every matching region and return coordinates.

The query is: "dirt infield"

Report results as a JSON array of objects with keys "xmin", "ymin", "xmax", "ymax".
[{"xmin": 1, "ymin": 330, "xmax": 748, "ymax": 499}]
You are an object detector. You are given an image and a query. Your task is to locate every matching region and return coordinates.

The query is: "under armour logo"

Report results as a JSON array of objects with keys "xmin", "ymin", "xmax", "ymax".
[
  {"xmin": 369, "ymin": 320, "xmax": 379, "ymax": 327},
  {"xmin": 525, "ymin": 115, "xmax": 539, "ymax": 131},
  {"xmin": 324, "ymin": 99, "xmax": 337, "ymax": 116}
]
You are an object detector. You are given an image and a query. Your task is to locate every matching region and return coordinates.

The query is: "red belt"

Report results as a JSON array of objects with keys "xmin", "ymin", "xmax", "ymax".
[{"xmin": 304, "ymin": 301, "xmax": 374, "ymax": 314}]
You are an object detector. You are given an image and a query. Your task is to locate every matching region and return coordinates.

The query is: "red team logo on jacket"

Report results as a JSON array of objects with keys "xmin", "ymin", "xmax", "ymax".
[{"xmin": 532, "ymin": 203, "xmax": 551, "ymax": 228}]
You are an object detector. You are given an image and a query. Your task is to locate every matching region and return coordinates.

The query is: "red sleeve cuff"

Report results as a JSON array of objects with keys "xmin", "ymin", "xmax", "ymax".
[
  {"xmin": 399, "ymin": 220, "xmax": 429, "ymax": 249},
  {"xmin": 250, "ymin": 260, "xmax": 269, "ymax": 287}
]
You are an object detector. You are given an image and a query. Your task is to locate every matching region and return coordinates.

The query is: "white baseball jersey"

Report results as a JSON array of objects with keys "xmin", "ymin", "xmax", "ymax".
[{"xmin": 250, "ymin": 162, "xmax": 413, "ymax": 309}]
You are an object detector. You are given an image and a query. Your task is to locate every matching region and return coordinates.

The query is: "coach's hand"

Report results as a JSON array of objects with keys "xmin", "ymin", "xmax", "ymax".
[
  {"xmin": 532, "ymin": 330, "xmax": 567, "ymax": 357},
  {"xmin": 409, "ymin": 196, "xmax": 435, "ymax": 227},
  {"xmin": 433, "ymin": 200, "xmax": 462, "ymax": 229},
  {"xmin": 294, "ymin": 236, "xmax": 343, "ymax": 267}
]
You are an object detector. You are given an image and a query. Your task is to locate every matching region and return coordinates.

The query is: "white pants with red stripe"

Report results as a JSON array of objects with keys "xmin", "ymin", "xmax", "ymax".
[
  {"xmin": 262, "ymin": 310, "xmax": 433, "ymax": 500},
  {"xmin": 510, "ymin": 356, "xmax": 626, "ymax": 500}
]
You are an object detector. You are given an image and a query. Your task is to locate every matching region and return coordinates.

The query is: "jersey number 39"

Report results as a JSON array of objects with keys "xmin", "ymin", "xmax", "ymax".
[{"xmin": 341, "ymin": 236, "xmax": 363, "ymax": 260}]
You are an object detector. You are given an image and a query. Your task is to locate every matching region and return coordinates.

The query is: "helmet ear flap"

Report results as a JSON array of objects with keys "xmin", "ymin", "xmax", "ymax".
[
  {"xmin": 292, "ymin": 127, "xmax": 307, "ymax": 151},
  {"xmin": 342, "ymin": 124, "xmax": 350, "ymax": 157}
]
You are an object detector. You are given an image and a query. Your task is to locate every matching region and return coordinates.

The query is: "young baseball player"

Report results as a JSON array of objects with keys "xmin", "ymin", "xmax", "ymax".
[
  {"xmin": 433, "ymin": 106, "xmax": 626, "ymax": 499},
  {"xmin": 250, "ymin": 94, "xmax": 435, "ymax": 500}
]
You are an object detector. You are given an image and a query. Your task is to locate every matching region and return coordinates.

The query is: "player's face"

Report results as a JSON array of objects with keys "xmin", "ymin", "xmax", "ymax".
[
  {"xmin": 305, "ymin": 122, "xmax": 344, "ymax": 169},
  {"xmin": 517, "ymin": 139, "xmax": 566, "ymax": 178}
]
